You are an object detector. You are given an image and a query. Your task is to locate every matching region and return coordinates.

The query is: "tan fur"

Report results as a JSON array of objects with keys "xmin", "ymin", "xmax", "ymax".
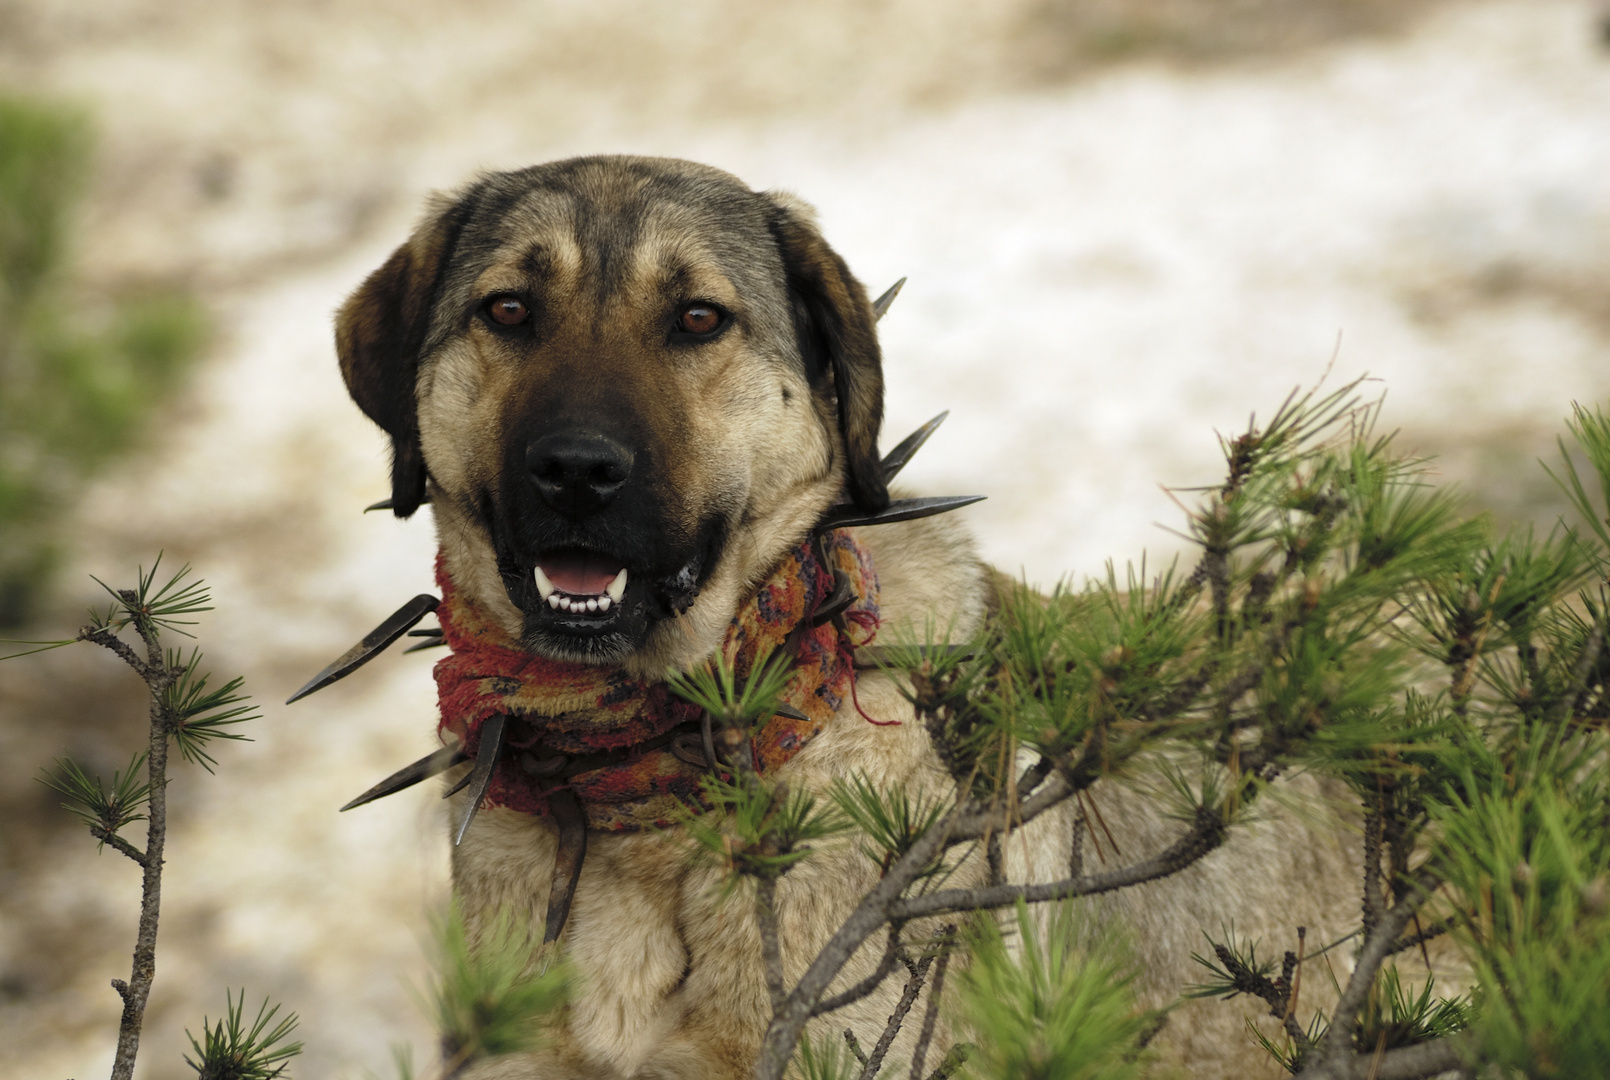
[{"xmin": 334, "ymin": 157, "xmax": 1358, "ymax": 1079}]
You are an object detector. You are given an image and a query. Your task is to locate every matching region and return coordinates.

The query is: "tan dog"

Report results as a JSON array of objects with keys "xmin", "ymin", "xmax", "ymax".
[{"xmin": 334, "ymin": 156, "xmax": 1357, "ymax": 1079}]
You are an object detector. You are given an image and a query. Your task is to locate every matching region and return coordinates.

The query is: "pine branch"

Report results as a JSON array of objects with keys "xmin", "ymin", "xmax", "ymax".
[
  {"xmin": 110, "ymin": 654, "xmax": 175, "ymax": 1080},
  {"xmin": 756, "ymin": 876, "xmax": 786, "ymax": 1014},
  {"xmin": 78, "ymin": 623, "xmax": 152, "ymax": 678},
  {"xmin": 23, "ymin": 562, "xmax": 268, "ymax": 1080},
  {"xmin": 843, "ymin": 1028, "xmax": 868, "ymax": 1067},
  {"xmin": 887, "ymin": 805, "xmax": 1225, "ymax": 921},
  {"xmin": 812, "ymin": 927, "xmax": 905, "ymax": 1017},
  {"xmin": 858, "ymin": 942, "xmax": 937, "ymax": 1080},
  {"xmin": 1295, "ymin": 1035, "xmax": 1468, "ymax": 1080},
  {"xmin": 89, "ymin": 827, "xmax": 150, "ymax": 867},
  {"xmin": 905, "ymin": 930, "xmax": 954, "ymax": 1080},
  {"xmin": 923, "ymin": 1043, "xmax": 970, "ymax": 1080},
  {"xmin": 1302, "ymin": 867, "xmax": 1442, "ymax": 1077},
  {"xmin": 1362, "ymin": 803, "xmax": 1384, "ymax": 941},
  {"xmin": 1387, "ymin": 917, "xmax": 1451, "ymax": 957}
]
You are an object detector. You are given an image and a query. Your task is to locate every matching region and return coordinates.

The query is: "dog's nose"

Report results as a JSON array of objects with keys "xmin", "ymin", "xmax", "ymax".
[{"xmin": 526, "ymin": 432, "xmax": 634, "ymax": 515}]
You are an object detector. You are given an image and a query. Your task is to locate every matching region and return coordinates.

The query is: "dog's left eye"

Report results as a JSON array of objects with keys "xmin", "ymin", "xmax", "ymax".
[
  {"xmin": 674, "ymin": 303, "xmax": 726, "ymax": 338},
  {"xmin": 486, "ymin": 295, "xmax": 530, "ymax": 326}
]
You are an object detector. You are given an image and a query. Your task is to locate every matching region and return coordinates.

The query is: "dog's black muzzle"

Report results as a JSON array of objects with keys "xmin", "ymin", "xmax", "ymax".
[{"xmin": 489, "ymin": 423, "xmax": 727, "ymax": 662}]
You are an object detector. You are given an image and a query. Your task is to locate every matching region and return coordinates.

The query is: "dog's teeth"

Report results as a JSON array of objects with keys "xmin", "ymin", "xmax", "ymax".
[
  {"xmin": 548, "ymin": 593, "xmax": 563, "ymax": 609},
  {"xmin": 606, "ymin": 568, "xmax": 628, "ymax": 602},
  {"xmin": 585, "ymin": 598, "xmax": 598, "ymax": 612},
  {"xmin": 597, "ymin": 595, "xmax": 611, "ymax": 612},
  {"xmin": 534, "ymin": 566, "xmax": 556, "ymax": 600}
]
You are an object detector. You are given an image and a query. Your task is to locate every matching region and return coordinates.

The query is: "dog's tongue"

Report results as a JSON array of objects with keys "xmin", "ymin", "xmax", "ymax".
[{"xmin": 539, "ymin": 550, "xmax": 623, "ymax": 595}]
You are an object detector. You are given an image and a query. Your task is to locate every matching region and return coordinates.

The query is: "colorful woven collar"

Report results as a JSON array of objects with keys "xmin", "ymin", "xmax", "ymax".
[{"xmin": 433, "ymin": 530, "xmax": 880, "ymax": 832}]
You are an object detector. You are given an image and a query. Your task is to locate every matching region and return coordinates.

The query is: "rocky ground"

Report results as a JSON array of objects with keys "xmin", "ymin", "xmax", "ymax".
[{"xmin": 2, "ymin": 1, "xmax": 1609, "ymax": 1076}]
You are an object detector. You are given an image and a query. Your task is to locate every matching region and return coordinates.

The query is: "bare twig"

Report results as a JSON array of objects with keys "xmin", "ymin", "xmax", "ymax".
[
  {"xmin": 1557, "ymin": 621, "xmax": 1605, "ymax": 725},
  {"xmin": 1387, "ymin": 917, "xmax": 1451, "ymax": 957},
  {"xmin": 843, "ymin": 1028, "xmax": 868, "ymax": 1066},
  {"xmin": 859, "ymin": 944, "xmax": 937, "ymax": 1080},
  {"xmin": 887, "ymin": 806, "xmax": 1225, "ymax": 921},
  {"xmin": 1296, "ymin": 1036, "xmax": 1468, "ymax": 1080},
  {"xmin": 1362, "ymin": 802, "xmax": 1384, "ymax": 941},
  {"xmin": 1307, "ymin": 867, "xmax": 1441, "ymax": 1076},
  {"xmin": 923, "ymin": 1043, "xmax": 970, "ymax": 1080},
  {"xmin": 756, "ymin": 877, "xmax": 787, "ymax": 1014},
  {"xmin": 89, "ymin": 827, "xmax": 150, "ymax": 867},
  {"xmin": 79, "ymin": 624, "xmax": 151, "ymax": 679},
  {"xmin": 813, "ymin": 927, "xmax": 905, "ymax": 1017},
  {"xmin": 100, "ymin": 614, "xmax": 179, "ymax": 1080},
  {"xmin": 907, "ymin": 930, "xmax": 955, "ymax": 1080}
]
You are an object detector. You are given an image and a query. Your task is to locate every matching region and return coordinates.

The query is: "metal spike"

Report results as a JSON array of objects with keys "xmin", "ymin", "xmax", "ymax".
[
  {"xmin": 442, "ymin": 762, "xmax": 476, "ymax": 799},
  {"xmin": 810, "ymin": 570, "xmax": 856, "ymax": 627},
  {"xmin": 364, "ymin": 494, "xmax": 434, "ymax": 513},
  {"xmin": 773, "ymin": 703, "xmax": 810, "ymax": 722},
  {"xmin": 879, "ymin": 411, "xmax": 948, "ymax": 483},
  {"xmin": 285, "ymin": 593, "xmax": 440, "ymax": 704},
  {"xmin": 542, "ymin": 789, "xmax": 588, "ymax": 944},
  {"xmin": 817, "ymin": 494, "xmax": 986, "ymax": 532},
  {"xmin": 402, "ymin": 639, "xmax": 449, "ymax": 654},
  {"xmin": 871, "ymin": 277, "xmax": 907, "ymax": 321},
  {"xmin": 340, "ymin": 746, "xmax": 468, "ymax": 812},
  {"xmin": 454, "ymin": 714, "xmax": 507, "ymax": 845},
  {"xmin": 407, "ymin": 628, "xmax": 444, "ymax": 637}
]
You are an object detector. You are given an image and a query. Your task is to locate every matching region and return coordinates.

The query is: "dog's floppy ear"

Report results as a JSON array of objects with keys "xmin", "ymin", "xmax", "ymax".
[
  {"xmin": 334, "ymin": 200, "xmax": 463, "ymax": 517},
  {"xmin": 766, "ymin": 194, "xmax": 890, "ymax": 513}
]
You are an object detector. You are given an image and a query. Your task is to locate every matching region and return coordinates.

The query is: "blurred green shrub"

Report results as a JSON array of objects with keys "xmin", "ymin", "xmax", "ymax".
[{"xmin": 0, "ymin": 95, "xmax": 206, "ymax": 625}]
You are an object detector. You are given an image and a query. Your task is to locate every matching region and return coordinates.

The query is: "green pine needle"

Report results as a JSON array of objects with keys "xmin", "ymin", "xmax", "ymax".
[
  {"xmin": 791, "ymin": 1031, "xmax": 877, "ymax": 1080},
  {"xmin": 426, "ymin": 902, "xmax": 569, "ymax": 1065},
  {"xmin": 0, "ymin": 635, "xmax": 75, "ymax": 661},
  {"xmin": 164, "ymin": 648, "xmax": 258, "ymax": 771},
  {"xmin": 183, "ymin": 990, "xmax": 302, "ymax": 1080},
  {"xmin": 830, "ymin": 771, "xmax": 951, "ymax": 875},
  {"xmin": 1185, "ymin": 923, "xmax": 1278, "ymax": 1001},
  {"xmin": 89, "ymin": 553, "xmax": 212, "ymax": 638},
  {"xmin": 667, "ymin": 648, "xmax": 796, "ymax": 730},
  {"xmin": 38, "ymin": 753, "xmax": 150, "ymax": 846},
  {"xmin": 956, "ymin": 902, "xmax": 1156, "ymax": 1080},
  {"xmin": 682, "ymin": 775, "xmax": 848, "ymax": 888}
]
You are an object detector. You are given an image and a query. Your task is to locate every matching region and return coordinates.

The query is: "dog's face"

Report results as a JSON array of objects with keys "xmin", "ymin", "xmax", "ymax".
[{"xmin": 336, "ymin": 157, "xmax": 888, "ymax": 670}]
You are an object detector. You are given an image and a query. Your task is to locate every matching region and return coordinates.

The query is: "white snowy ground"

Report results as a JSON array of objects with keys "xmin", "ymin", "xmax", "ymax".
[{"xmin": 4, "ymin": 1, "xmax": 1610, "ymax": 1076}]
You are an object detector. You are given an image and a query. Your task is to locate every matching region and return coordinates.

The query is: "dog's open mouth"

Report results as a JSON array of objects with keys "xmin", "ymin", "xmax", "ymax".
[{"xmin": 533, "ymin": 548, "xmax": 629, "ymax": 616}]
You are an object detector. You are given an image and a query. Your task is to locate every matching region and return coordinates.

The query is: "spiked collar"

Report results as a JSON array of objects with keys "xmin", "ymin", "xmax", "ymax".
[{"xmin": 290, "ymin": 399, "xmax": 983, "ymax": 943}]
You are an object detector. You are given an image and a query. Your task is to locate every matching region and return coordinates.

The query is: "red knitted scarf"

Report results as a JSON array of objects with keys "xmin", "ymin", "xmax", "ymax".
[{"xmin": 434, "ymin": 532, "xmax": 880, "ymax": 831}]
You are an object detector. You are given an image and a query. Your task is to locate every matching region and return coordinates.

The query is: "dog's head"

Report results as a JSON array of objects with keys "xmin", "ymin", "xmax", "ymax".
[{"xmin": 336, "ymin": 156, "xmax": 887, "ymax": 672}]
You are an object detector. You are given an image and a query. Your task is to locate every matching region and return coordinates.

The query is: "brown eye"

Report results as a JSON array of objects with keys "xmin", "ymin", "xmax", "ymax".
[
  {"xmin": 487, "ymin": 295, "xmax": 528, "ymax": 325},
  {"xmin": 677, "ymin": 303, "xmax": 722, "ymax": 335}
]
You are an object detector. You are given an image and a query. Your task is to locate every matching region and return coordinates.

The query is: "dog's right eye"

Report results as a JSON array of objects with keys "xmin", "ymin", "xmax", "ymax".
[{"xmin": 485, "ymin": 295, "xmax": 530, "ymax": 326}]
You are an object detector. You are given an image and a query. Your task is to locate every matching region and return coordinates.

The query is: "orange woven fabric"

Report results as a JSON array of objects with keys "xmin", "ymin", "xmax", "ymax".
[{"xmin": 434, "ymin": 532, "xmax": 879, "ymax": 831}]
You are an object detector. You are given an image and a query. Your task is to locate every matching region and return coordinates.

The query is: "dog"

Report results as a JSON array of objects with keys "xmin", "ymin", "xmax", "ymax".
[{"xmin": 333, "ymin": 155, "xmax": 1359, "ymax": 1079}]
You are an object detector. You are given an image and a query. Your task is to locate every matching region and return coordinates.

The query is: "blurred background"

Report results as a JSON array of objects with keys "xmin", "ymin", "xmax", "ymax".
[{"xmin": 2, "ymin": 0, "xmax": 1608, "ymax": 1075}]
